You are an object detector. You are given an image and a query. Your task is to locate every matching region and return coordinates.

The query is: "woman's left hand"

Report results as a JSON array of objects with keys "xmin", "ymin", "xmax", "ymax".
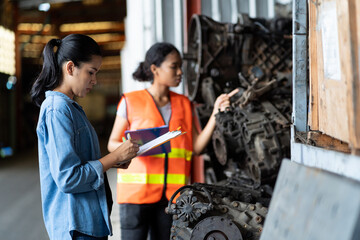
[{"xmin": 113, "ymin": 160, "xmax": 132, "ymax": 169}]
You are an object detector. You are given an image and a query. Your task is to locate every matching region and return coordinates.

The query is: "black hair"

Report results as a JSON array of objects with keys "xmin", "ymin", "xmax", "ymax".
[
  {"xmin": 30, "ymin": 34, "xmax": 101, "ymax": 107},
  {"xmin": 132, "ymin": 42, "xmax": 180, "ymax": 82}
]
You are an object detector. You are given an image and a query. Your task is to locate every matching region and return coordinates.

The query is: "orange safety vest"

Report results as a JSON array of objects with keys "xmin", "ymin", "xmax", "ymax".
[{"xmin": 117, "ymin": 90, "xmax": 193, "ymax": 204}]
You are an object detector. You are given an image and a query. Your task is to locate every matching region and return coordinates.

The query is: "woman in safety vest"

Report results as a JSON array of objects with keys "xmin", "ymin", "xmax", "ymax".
[{"xmin": 107, "ymin": 42, "xmax": 238, "ymax": 240}]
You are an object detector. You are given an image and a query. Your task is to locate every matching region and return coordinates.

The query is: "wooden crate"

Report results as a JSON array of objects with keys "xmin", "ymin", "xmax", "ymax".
[{"xmin": 308, "ymin": 0, "xmax": 360, "ymax": 152}]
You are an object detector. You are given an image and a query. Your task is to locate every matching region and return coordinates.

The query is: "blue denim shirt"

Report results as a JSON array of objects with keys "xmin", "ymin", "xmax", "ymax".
[{"xmin": 36, "ymin": 91, "xmax": 112, "ymax": 239}]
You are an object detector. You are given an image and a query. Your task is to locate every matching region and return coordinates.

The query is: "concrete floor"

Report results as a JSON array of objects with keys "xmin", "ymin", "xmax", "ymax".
[{"xmin": 0, "ymin": 143, "xmax": 120, "ymax": 240}]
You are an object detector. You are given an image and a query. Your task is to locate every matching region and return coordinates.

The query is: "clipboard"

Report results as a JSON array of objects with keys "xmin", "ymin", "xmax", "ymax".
[
  {"xmin": 125, "ymin": 125, "xmax": 170, "ymax": 156},
  {"xmin": 125, "ymin": 126, "xmax": 186, "ymax": 156}
]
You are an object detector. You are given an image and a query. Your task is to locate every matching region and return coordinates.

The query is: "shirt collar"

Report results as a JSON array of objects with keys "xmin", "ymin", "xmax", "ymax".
[{"xmin": 45, "ymin": 90, "xmax": 83, "ymax": 110}]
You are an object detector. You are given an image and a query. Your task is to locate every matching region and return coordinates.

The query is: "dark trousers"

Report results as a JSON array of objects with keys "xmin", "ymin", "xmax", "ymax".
[
  {"xmin": 119, "ymin": 197, "xmax": 172, "ymax": 240},
  {"xmin": 71, "ymin": 231, "xmax": 108, "ymax": 240}
]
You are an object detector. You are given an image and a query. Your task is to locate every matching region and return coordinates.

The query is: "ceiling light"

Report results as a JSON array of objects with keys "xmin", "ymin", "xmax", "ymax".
[
  {"xmin": 60, "ymin": 21, "xmax": 124, "ymax": 32},
  {"xmin": 38, "ymin": 3, "xmax": 51, "ymax": 12}
]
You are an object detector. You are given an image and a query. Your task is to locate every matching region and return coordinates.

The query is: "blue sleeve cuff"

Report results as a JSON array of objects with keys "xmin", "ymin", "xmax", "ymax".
[{"xmin": 88, "ymin": 160, "xmax": 104, "ymax": 190}]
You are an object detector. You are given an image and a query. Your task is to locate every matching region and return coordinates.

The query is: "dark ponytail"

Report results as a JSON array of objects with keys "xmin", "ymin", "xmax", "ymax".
[
  {"xmin": 31, "ymin": 39, "xmax": 60, "ymax": 107},
  {"xmin": 31, "ymin": 34, "xmax": 101, "ymax": 107},
  {"xmin": 132, "ymin": 42, "xmax": 180, "ymax": 82}
]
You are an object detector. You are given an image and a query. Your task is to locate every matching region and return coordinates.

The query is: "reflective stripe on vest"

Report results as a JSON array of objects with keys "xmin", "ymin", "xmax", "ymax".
[
  {"xmin": 151, "ymin": 148, "xmax": 192, "ymax": 161},
  {"xmin": 118, "ymin": 173, "xmax": 187, "ymax": 185}
]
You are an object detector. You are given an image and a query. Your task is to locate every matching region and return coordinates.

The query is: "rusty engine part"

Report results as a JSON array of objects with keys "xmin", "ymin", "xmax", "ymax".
[
  {"xmin": 166, "ymin": 183, "xmax": 270, "ymax": 240},
  {"xmin": 184, "ymin": 14, "xmax": 292, "ymax": 187},
  {"xmin": 168, "ymin": 14, "xmax": 292, "ymax": 240}
]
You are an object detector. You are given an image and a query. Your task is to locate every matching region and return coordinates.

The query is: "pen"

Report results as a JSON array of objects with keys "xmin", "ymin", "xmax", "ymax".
[
  {"xmin": 127, "ymin": 133, "xmax": 131, "ymax": 140},
  {"xmin": 122, "ymin": 137, "xmax": 126, "ymax": 142}
]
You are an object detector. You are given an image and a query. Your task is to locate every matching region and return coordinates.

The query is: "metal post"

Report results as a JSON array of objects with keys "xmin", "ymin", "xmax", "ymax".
[
  {"xmin": 183, "ymin": 0, "xmax": 201, "ymax": 52},
  {"xmin": 292, "ymin": 0, "xmax": 308, "ymax": 132}
]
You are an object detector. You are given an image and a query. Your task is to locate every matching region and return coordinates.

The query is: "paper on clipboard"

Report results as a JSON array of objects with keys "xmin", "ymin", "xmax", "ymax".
[{"xmin": 136, "ymin": 129, "xmax": 186, "ymax": 156}]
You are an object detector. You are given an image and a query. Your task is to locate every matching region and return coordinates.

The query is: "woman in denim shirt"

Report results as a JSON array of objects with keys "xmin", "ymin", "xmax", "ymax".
[{"xmin": 31, "ymin": 34, "xmax": 139, "ymax": 240}]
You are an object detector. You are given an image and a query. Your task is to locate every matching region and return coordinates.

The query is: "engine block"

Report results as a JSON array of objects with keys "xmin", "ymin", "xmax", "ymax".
[
  {"xmin": 167, "ymin": 183, "xmax": 270, "ymax": 240},
  {"xmin": 183, "ymin": 13, "xmax": 292, "ymax": 188},
  {"xmin": 169, "ymin": 13, "xmax": 292, "ymax": 240}
]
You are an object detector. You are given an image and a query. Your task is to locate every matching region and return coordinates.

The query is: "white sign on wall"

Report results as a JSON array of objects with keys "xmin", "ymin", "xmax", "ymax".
[{"xmin": 320, "ymin": 1, "xmax": 341, "ymax": 81}]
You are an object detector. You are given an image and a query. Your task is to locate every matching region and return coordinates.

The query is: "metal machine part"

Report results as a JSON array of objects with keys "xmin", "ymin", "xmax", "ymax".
[
  {"xmin": 183, "ymin": 14, "xmax": 292, "ymax": 187},
  {"xmin": 169, "ymin": 14, "xmax": 292, "ymax": 240},
  {"xmin": 190, "ymin": 217, "xmax": 243, "ymax": 240},
  {"xmin": 212, "ymin": 97, "xmax": 291, "ymax": 187},
  {"xmin": 167, "ymin": 183, "xmax": 269, "ymax": 240},
  {"xmin": 184, "ymin": 14, "xmax": 292, "ymax": 109}
]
